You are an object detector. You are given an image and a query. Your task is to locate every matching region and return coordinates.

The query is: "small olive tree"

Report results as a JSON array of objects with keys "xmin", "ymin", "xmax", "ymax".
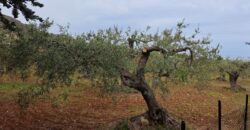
[{"xmin": 216, "ymin": 58, "xmax": 250, "ymax": 91}]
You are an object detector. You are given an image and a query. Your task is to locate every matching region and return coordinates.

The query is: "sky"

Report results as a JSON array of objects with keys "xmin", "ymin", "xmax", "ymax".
[{"xmin": 2, "ymin": 0, "xmax": 250, "ymax": 58}]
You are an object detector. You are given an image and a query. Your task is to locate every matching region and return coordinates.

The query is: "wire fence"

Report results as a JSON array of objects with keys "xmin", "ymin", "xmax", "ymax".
[{"xmin": 181, "ymin": 94, "xmax": 249, "ymax": 130}]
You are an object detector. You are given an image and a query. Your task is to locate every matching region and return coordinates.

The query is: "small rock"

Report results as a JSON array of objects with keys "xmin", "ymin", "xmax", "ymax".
[{"xmin": 140, "ymin": 116, "xmax": 149, "ymax": 126}]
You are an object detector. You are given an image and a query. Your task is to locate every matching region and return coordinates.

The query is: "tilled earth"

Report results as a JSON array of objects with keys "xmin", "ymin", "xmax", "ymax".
[{"xmin": 0, "ymin": 80, "xmax": 250, "ymax": 130}]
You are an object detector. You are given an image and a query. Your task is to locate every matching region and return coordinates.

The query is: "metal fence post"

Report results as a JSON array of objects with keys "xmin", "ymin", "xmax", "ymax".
[
  {"xmin": 181, "ymin": 121, "xmax": 185, "ymax": 130},
  {"xmin": 218, "ymin": 100, "xmax": 221, "ymax": 130},
  {"xmin": 244, "ymin": 94, "xmax": 248, "ymax": 130}
]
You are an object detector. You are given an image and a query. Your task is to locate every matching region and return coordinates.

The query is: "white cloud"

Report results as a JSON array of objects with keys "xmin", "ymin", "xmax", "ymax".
[{"xmin": 2, "ymin": 0, "xmax": 250, "ymax": 58}]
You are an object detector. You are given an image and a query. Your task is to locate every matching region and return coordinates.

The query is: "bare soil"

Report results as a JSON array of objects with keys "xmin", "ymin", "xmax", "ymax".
[{"xmin": 0, "ymin": 79, "xmax": 250, "ymax": 130}]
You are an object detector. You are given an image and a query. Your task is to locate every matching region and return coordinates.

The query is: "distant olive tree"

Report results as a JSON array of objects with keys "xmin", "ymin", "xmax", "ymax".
[{"xmin": 216, "ymin": 58, "xmax": 250, "ymax": 91}]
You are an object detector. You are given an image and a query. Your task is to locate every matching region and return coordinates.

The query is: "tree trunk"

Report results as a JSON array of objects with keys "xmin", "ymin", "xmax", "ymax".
[
  {"xmin": 128, "ymin": 38, "xmax": 134, "ymax": 49},
  {"xmin": 0, "ymin": 64, "xmax": 4, "ymax": 76},
  {"xmin": 120, "ymin": 68, "xmax": 179, "ymax": 128},
  {"xmin": 228, "ymin": 71, "xmax": 241, "ymax": 91},
  {"xmin": 120, "ymin": 46, "xmax": 193, "ymax": 128},
  {"xmin": 0, "ymin": 63, "xmax": 4, "ymax": 83},
  {"xmin": 138, "ymin": 81, "xmax": 167, "ymax": 124}
]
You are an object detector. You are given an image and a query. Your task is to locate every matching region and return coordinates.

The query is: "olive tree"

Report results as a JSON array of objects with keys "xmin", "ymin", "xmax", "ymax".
[
  {"xmin": 119, "ymin": 23, "xmax": 219, "ymax": 127},
  {"xmin": 0, "ymin": 27, "xmax": 17, "ymax": 76},
  {"xmin": 10, "ymin": 21, "xmax": 219, "ymax": 128},
  {"xmin": 0, "ymin": 0, "xmax": 43, "ymax": 76},
  {"xmin": 2, "ymin": 20, "xmax": 51, "ymax": 81},
  {"xmin": 216, "ymin": 58, "xmax": 250, "ymax": 91},
  {"xmin": 0, "ymin": 28, "xmax": 9, "ymax": 75}
]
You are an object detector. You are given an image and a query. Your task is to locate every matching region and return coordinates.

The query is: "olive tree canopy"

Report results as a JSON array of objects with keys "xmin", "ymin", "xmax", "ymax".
[{"xmin": 4, "ymin": 21, "xmax": 219, "ymax": 128}]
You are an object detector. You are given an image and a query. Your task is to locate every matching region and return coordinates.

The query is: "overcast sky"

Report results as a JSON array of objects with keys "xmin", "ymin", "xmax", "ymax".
[{"xmin": 2, "ymin": 0, "xmax": 250, "ymax": 58}]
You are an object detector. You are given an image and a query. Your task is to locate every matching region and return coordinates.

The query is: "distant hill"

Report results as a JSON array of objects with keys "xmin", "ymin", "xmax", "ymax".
[{"xmin": 0, "ymin": 15, "xmax": 25, "ymax": 29}]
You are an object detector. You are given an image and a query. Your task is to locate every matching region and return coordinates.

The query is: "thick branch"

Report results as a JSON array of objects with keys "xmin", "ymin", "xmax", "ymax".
[
  {"xmin": 171, "ymin": 47, "xmax": 193, "ymax": 65},
  {"xmin": 127, "ymin": 37, "xmax": 153, "ymax": 49},
  {"xmin": 120, "ymin": 68, "xmax": 140, "ymax": 89},
  {"xmin": 136, "ymin": 46, "xmax": 193, "ymax": 79},
  {"xmin": 136, "ymin": 46, "xmax": 166, "ymax": 79},
  {"xmin": 128, "ymin": 38, "xmax": 134, "ymax": 49}
]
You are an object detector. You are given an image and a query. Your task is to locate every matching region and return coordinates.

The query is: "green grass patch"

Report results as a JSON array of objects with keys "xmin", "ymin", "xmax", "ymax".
[
  {"xmin": 207, "ymin": 91, "xmax": 223, "ymax": 98},
  {"xmin": 0, "ymin": 82, "xmax": 32, "ymax": 91}
]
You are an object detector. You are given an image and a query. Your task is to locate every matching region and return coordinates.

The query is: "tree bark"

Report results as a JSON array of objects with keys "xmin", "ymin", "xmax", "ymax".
[
  {"xmin": 0, "ymin": 62, "xmax": 4, "ymax": 76},
  {"xmin": 120, "ymin": 46, "xmax": 193, "ymax": 127},
  {"xmin": 227, "ymin": 71, "xmax": 241, "ymax": 91},
  {"xmin": 127, "ymin": 38, "xmax": 134, "ymax": 49},
  {"xmin": 0, "ymin": 61, "xmax": 4, "ymax": 83},
  {"xmin": 0, "ymin": 65, "xmax": 3, "ymax": 76}
]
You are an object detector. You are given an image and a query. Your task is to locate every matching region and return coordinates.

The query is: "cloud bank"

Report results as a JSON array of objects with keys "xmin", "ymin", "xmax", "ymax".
[{"xmin": 2, "ymin": 0, "xmax": 250, "ymax": 58}]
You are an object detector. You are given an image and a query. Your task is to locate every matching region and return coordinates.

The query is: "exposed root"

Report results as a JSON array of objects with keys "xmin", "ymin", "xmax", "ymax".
[{"xmin": 115, "ymin": 110, "xmax": 180, "ymax": 130}]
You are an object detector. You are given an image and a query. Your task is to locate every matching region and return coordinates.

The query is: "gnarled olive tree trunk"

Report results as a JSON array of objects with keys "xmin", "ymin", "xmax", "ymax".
[
  {"xmin": 120, "ymin": 46, "xmax": 192, "ymax": 127},
  {"xmin": 0, "ymin": 65, "xmax": 3, "ymax": 76},
  {"xmin": 0, "ymin": 62, "xmax": 4, "ymax": 77},
  {"xmin": 227, "ymin": 71, "xmax": 241, "ymax": 91}
]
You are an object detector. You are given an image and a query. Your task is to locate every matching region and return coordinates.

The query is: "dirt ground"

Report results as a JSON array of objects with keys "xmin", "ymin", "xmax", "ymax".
[{"xmin": 0, "ymin": 79, "xmax": 250, "ymax": 130}]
